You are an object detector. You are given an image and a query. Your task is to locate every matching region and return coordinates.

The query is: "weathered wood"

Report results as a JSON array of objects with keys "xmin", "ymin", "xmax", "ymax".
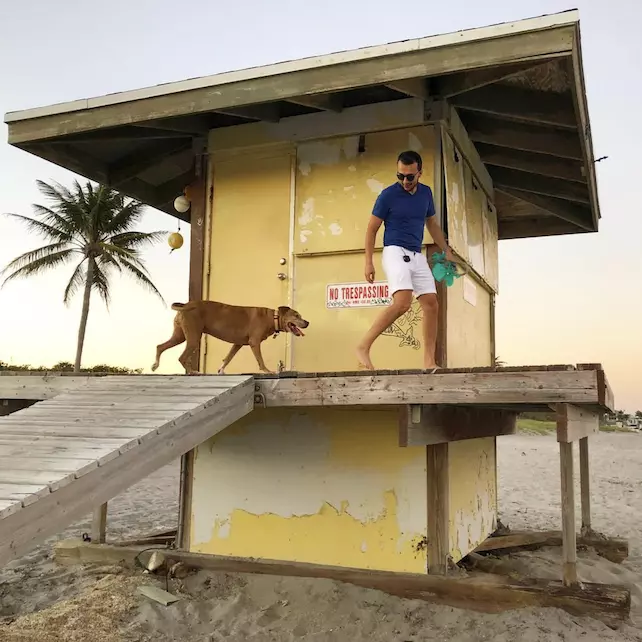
[
  {"xmin": 138, "ymin": 584, "xmax": 180, "ymax": 605},
  {"xmin": 560, "ymin": 441, "xmax": 578, "ymax": 586},
  {"xmin": 54, "ymin": 541, "xmax": 631, "ymax": 628},
  {"xmin": 452, "ymin": 84, "xmax": 577, "ymax": 129},
  {"xmin": 490, "ymin": 167, "xmax": 589, "ymax": 204},
  {"xmin": 474, "ymin": 529, "xmax": 628, "ymax": 564},
  {"xmin": 498, "ymin": 216, "xmax": 580, "ymax": 240},
  {"xmin": 556, "ymin": 403, "xmax": 599, "ymax": 442},
  {"xmin": 385, "ymin": 78, "xmax": 430, "ymax": 100},
  {"xmin": 579, "ymin": 437, "xmax": 591, "ymax": 534},
  {"xmin": 0, "ymin": 378, "xmax": 254, "ymax": 567},
  {"xmin": 7, "ymin": 27, "xmax": 574, "ymax": 144},
  {"xmin": 433, "ymin": 60, "xmax": 550, "ymax": 98},
  {"xmin": 286, "ymin": 94, "xmax": 343, "ymax": 112},
  {"xmin": 400, "ymin": 405, "xmax": 517, "ymax": 446},
  {"xmin": 463, "ymin": 113, "xmax": 583, "ymax": 160},
  {"xmin": 255, "ymin": 369, "xmax": 607, "ymax": 408},
  {"xmin": 92, "ymin": 503, "xmax": 108, "ymax": 543},
  {"xmin": 427, "ymin": 443, "xmax": 449, "ymax": 574},
  {"xmin": 477, "ymin": 144, "xmax": 586, "ymax": 183},
  {"xmin": 177, "ymin": 449, "xmax": 195, "ymax": 550}
]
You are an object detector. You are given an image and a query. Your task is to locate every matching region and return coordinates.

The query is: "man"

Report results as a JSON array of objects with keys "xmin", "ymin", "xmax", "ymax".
[{"xmin": 356, "ymin": 150, "xmax": 454, "ymax": 371}]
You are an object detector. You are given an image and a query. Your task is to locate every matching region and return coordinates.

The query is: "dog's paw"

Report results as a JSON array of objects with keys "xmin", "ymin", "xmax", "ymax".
[
  {"xmin": 151, "ymin": 363, "xmax": 158, "ymax": 372},
  {"xmin": 217, "ymin": 367, "xmax": 226, "ymax": 375}
]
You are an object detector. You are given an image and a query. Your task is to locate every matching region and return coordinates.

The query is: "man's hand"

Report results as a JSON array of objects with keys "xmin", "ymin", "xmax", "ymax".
[
  {"xmin": 445, "ymin": 246, "xmax": 456, "ymax": 263},
  {"xmin": 365, "ymin": 261, "xmax": 375, "ymax": 283}
]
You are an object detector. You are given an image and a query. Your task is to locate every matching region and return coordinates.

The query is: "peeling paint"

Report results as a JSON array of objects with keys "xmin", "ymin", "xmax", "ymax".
[
  {"xmin": 299, "ymin": 230, "xmax": 312, "ymax": 244},
  {"xmin": 366, "ymin": 178, "xmax": 384, "ymax": 194},
  {"xmin": 343, "ymin": 185, "xmax": 354, "ymax": 192},
  {"xmin": 298, "ymin": 197, "xmax": 315, "ymax": 225},
  {"xmin": 329, "ymin": 223, "xmax": 343, "ymax": 236},
  {"xmin": 348, "ymin": 165, "xmax": 357, "ymax": 172},
  {"xmin": 299, "ymin": 160, "xmax": 311, "ymax": 176}
]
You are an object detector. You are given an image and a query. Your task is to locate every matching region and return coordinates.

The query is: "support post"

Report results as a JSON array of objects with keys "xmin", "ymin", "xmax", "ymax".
[
  {"xmin": 177, "ymin": 157, "xmax": 207, "ymax": 551},
  {"xmin": 91, "ymin": 503, "xmax": 107, "ymax": 544},
  {"xmin": 427, "ymin": 443, "xmax": 450, "ymax": 574},
  {"xmin": 559, "ymin": 441, "xmax": 578, "ymax": 586},
  {"xmin": 579, "ymin": 437, "xmax": 591, "ymax": 535}
]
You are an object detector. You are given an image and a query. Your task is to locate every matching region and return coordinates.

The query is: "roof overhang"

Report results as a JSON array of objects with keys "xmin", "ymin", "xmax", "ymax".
[{"xmin": 4, "ymin": 10, "xmax": 600, "ymax": 238}]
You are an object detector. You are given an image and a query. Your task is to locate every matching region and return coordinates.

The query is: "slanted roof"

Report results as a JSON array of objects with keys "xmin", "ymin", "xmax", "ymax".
[{"xmin": 4, "ymin": 10, "xmax": 599, "ymax": 239}]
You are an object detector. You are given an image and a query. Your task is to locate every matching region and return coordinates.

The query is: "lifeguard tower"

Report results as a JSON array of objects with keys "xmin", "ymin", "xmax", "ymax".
[{"xmin": 0, "ymin": 10, "xmax": 630, "ymax": 627}]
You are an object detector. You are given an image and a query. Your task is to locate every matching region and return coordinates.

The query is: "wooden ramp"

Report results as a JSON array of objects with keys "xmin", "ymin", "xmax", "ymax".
[{"xmin": 0, "ymin": 375, "xmax": 254, "ymax": 567}]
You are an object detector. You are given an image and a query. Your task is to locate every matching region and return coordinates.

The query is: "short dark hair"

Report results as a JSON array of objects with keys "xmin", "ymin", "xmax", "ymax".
[{"xmin": 397, "ymin": 150, "xmax": 422, "ymax": 171}]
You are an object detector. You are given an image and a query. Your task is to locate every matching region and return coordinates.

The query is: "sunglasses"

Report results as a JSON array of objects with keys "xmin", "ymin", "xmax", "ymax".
[{"xmin": 397, "ymin": 172, "xmax": 416, "ymax": 182}]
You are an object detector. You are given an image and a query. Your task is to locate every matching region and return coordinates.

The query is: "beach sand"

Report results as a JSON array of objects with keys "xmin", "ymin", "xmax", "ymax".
[{"xmin": 1, "ymin": 432, "xmax": 641, "ymax": 641}]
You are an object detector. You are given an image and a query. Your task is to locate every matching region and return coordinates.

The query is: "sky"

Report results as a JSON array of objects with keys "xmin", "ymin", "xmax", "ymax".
[{"xmin": 0, "ymin": 0, "xmax": 640, "ymax": 412}]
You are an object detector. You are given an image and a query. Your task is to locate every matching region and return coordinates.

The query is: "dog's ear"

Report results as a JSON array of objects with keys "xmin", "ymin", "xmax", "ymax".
[{"xmin": 277, "ymin": 306, "xmax": 291, "ymax": 315}]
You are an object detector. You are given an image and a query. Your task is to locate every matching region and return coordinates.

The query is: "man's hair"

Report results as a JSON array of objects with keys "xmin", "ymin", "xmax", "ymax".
[{"xmin": 397, "ymin": 150, "xmax": 423, "ymax": 171}]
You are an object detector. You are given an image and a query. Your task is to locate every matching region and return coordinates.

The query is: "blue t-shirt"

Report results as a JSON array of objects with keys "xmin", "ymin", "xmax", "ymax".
[{"xmin": 372, "ymin": 182, "xmax": 435, "ymax": 253}]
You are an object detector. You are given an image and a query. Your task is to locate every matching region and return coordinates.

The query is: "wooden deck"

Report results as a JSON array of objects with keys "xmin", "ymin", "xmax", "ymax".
[{"xmin": 0, "ymin": 375, "xmax": 254, "ymax": 567}]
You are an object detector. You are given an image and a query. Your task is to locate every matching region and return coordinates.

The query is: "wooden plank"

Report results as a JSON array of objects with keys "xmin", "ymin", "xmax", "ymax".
[
  {"xmin": 8, "ymin": 27, "xmax": 574, "ymax": 143},
  {"xmin": 597, "ymin": 370, "xmax": 615, "ymax": 413},
  {"xmin": 579, "ymin": 437, "xmax": 591, "ymax": 535},
  {"xmin": 401, "ymin": 405, "xmax": 517, "ymax": 446},
  {"xmin": 462, "ymin": 113, "xmax": 583, "ymax": 160},
  {"xmin": 452, "ymin": 84, "xmax": 577, "ymax": 129},
  {"xmin": 0, "ymin": 426, "xmax": 154, "ymax": 440},
  {"xmin": 0, "ymin": 457, "xmax": 96, "ymax": 471},
  {"xmin": 0, "ymin": 379, "xmax": 254, "ymax": 566},
  {"xmin": 556, "ymin": 403, "xmax": 599, "ymax": 442},
  {"xmin": 474, "ymin": 529, "xmax": 628, "ymax": 564},
  {"xmin": 92, "ymin": 503, "xmax": 108, "ymax": 544},
  {"xmin": 0, "ymin": 483, "xmax": 49, "ymax": 502},
  {"xmin": 427, "ymin": 443, "xmax": 449, "ymax": 574},
  {"xmin": 477, "ymin": 144, "xmax": 586, "ymax": 182},
  {"xmin": 138, "ymin": 584, "xmax": 180, "ymax": 606},
  {"xmin": 54, "ymin": 540, "xmax": 631, "ymax": 628},
  {"xmin": 560, "ymin": 441, "xmax": 578, "ymax": 586},
  {"xmin": 0, "ymin": 500, "xmax": 21, "ymax": 519},
  {"xmin": 255, "ymin": 369, "xmax": 604, "ymax": 408},
  {"xmin": 489, "ymin": 167, "xmax": 590, "ymax": 204},
  {"xmin": 286, "ymin": 94, "xmax": 343, "ymax": 112}
]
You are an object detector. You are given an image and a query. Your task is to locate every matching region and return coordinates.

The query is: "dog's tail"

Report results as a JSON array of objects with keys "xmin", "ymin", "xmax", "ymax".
[{"xmin": 171, "ymin": 302, "xmax": 187, "ymax": 311}]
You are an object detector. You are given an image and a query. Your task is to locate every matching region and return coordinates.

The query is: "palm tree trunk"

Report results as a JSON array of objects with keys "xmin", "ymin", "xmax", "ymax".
[{"xmin": 74, "ymin": 258, "xmax": 95, "ymax": 373}]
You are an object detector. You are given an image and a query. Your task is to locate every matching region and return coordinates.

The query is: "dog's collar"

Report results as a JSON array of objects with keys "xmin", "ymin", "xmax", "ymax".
[{"xmin": 273, "ymin": 311, "xmax": 281, "ymax": 334}]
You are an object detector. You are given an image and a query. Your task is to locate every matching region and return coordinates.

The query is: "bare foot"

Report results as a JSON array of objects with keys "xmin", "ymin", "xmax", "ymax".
[{"xmin": 356, "ymin": 345, "xmax": 374, "ymax": 370}]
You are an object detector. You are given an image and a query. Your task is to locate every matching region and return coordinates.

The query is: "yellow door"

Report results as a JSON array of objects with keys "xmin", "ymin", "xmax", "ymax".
[
  {"xmin": 204, "ymin": 150, "xmax": 293, "ymax": 374},
  {"xmin": 291, "ymin": 126, "xmax": 437, "ymax": 372}
]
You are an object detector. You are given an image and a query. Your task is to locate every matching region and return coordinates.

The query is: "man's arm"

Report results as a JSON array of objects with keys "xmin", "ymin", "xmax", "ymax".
[
  {"xmin": 364, "ymin": 215, "xmax": 383, "ymax": 283},
  {"xmin": 426, "ymin": 217, "xmax": 455, "ymax": 262}
]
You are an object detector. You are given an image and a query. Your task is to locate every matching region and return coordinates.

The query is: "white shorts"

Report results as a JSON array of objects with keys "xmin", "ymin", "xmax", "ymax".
[{"xmin": 382, "ymin": 245, "xmax": 437, "ymax": 298}]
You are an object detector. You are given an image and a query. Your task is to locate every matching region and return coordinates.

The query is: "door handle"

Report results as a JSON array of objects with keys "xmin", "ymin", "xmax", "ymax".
[{"xmin": 277, "ymin": 272, "xmax": 287, "ymax": 280}]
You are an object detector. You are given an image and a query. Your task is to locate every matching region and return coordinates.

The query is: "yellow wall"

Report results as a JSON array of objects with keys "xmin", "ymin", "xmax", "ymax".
[{"xmin": 190, "ymin": 408, "xmax": 428, "ymax": 573}]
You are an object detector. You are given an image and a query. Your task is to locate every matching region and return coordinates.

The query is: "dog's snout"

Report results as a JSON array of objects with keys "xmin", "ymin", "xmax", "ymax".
[{"xmin": 302, "ymin": 320, "xmax": 310, "ymax": 328}]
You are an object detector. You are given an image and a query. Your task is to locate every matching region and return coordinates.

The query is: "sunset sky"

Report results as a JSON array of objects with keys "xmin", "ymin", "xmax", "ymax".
[{"xmin": 1, "ymin": 0, "xmax": 640, "ymax": 412}]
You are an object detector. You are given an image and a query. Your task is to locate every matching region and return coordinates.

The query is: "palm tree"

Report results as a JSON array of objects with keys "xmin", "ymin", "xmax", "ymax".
[{"xmin": 2, "ymin": 179, "xmax": 167, "ymax": 372}]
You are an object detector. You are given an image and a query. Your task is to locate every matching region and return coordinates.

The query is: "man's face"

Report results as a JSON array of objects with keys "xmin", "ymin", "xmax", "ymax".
[{"xmin": 396, "ymin": 161, "xmax": 421, "ymax": 192}]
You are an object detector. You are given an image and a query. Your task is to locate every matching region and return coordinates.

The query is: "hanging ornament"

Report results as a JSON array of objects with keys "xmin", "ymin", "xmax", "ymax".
[
  {"xmin": 174, "ymin": 192, "xmax": 190, "ymax": 213},
  {"xmin": 168, "ymin": 221, "xmax": 184, "ymax": 253}
]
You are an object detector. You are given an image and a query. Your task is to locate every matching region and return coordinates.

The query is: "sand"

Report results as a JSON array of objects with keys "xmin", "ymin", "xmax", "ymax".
[{"xmin": 1, "ymin": 432, "xmax": 641, "ymax": 642}]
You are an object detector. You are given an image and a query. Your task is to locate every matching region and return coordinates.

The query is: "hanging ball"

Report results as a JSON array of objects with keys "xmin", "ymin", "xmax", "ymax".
[
  {"xmin": 168, "ymin": 232, "xmax": 184, "ymax": 250},
  {"xmin": 174, "ymin": 195, "xmax": 190, "ymax": 213}
]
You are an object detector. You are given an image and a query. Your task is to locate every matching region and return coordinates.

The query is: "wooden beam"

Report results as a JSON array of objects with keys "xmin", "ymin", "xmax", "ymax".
[
  {"xmin": 135, "ymin": 115, "xmax": 214, "ymax": 135},
  {"xmin": 254, "ymin": 369, "xmax": 609, "ymax": 408},
  {"xmin": 560, "ymin": 440, "xmax": 578, "ymax": 586},
  {"xmin": 477, "ymin": 143, "xmax": 586, "ymax": 183},
  {"xmin": 286, "ymin": 94, "xmax": 343, "ymax": 112},
  {"xmin": 400, "ymin": 405, "xmax": 516, "ymax": 446},
  {"xmin": 462, "ymin": 113, "xmax": 583, "ymax": 160},
  {"xmin": 490, "ymin": 167, "xmax": 589, "ymax": 204},
  {"xmin": 497, "ymin": 217, "xmax": 583, "ymax": 240},
  {"xmin": 433, "ymin": 60, "xmax": 551, "ymax": 98},
  {"xmin": 474, "ymin": 530, "xmax": 629, "ymax": 564},
  {"xmin": 46, "ymin": 126, "xmax": 190, "ymax": 143},
  {"xmin": 126, "ymin": 171, "xmax": 196, "ymax": 212},
  {"xmin": 215, "ymin": 103, "xmax": 281, "ymax": 123},
  {"xmin": 108, "ymin": 139, "xmax": 193, "ymax": 186},
  {"xmin": 7, "ymin": 27, "xmax": 574, "ymax": 144},
  {"xmin": 426, "ymin": 443, "xmax": 450, "ymax": 574},
  {"xmin": 385, "ymin": 78, "xmax": 430, "ymax": 100},
  {"xmin": 555, "ymin": 403, "xmax": 599, "ymax": 442},
  {"xmin": 91, "ymin": 503, "xmax": 107, "ymax": 543},
  {"xmin": 579, "ymin": 437, "xmax": 591, "ymax": 535},
  {"xmin": 452, "ymin": 84, "xmax": 577, "ymax": 129},
  {"xmin": 497, "ymin": 188, "xmax": 593, "ymax": 230},
  {"xmin": 54, "ymin": 540, "xmax": 631, "ymax": 628}
]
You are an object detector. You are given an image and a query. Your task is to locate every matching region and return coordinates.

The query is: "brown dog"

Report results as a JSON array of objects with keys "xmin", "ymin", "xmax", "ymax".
[{"xmin": 152, "ymin": 300, "xmax": 309, "ymax": 375}]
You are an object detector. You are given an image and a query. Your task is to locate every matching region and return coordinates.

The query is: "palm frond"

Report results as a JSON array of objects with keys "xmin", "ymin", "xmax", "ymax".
[
  {"xmin": 30, "ymin": 204, "xmax": 82, "ymax": 240},
  {"xmin": 90, "ymin": 261, "xmax": 112, "ymax": 308},
  {"xmin": 1, "ymin": 248, "xmax": 76, "ymax": 286},
  {"xmin": 103, "ymin": 199, "xmax": 146, "ymax": 235},
  {"xmin": 3, "ymin": 213, "xmax": 74, "ymax": 243},
  {"xmin": 98, "ymin": 242, "xmax": 137, "ymax": 262},
  {"xmin": 63, "ymin": 258, "xmax": 88, "ymax": 305},
  {"xmin": 118, "ymin": 258, "xmax": 165, "ymax": 304},
  {"xmin": 108, "ymin": 231, "xmax": 169, "ymax": 249},
  {"xmin": 1, "ymin": 243, "xmax": 76, "ymax": 274},
  {"xmin": 36, "ymin": 180, "xmax": 91, "ymax": 235}
]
